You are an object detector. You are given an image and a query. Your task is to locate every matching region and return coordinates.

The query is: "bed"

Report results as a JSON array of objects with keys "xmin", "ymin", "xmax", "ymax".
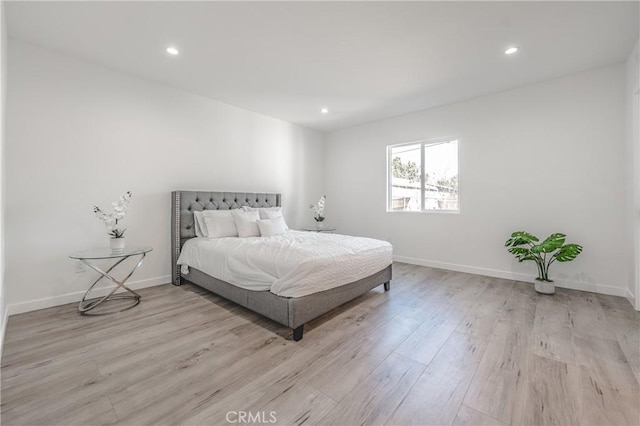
[{"xmin": 171, "ymin": 190, "xmax": 392, "ymax": 340}]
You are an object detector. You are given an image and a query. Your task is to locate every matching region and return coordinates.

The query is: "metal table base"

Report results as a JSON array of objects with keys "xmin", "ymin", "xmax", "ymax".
[{"xmin": 73, "ymin": 249, "xmax": 150, "ymax": 315}]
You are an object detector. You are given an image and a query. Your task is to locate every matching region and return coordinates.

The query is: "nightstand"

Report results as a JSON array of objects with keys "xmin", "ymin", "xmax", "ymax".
[
  {"xmin": 301, "ymin": 226, "xmax": 337, "ymax": 233},
  {"xmin": 69, "ymin": 246, "xmax": 152, "ymax": 315}
]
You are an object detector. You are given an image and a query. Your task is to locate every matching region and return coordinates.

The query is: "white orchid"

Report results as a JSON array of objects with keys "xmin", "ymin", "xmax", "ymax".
[
  {"xmin": 94, "ymin": 191, "xmax": 132, "ymax": 238},
  {"xmin": 309, "ymin": 195, "xmax": 326, "ymax": 222}
]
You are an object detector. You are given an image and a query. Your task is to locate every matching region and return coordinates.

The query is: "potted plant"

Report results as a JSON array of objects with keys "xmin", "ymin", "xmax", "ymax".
[
  {"xmin": 309, "ymin": 195, "xmax": 326, "ymax": 230},
  {"xmin": 94, "ymin": 191, "xmax": 132, "ymax": 252},
  {"xmin": 505, "ymin": 231, "xmax": 583, "ymax": 294}
]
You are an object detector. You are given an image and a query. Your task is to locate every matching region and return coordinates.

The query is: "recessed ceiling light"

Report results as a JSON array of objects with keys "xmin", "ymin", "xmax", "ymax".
[
  {"xmin": 166, "ymin": 46, "xmax": 179, "ymax": 55},
  {"xmin": 504, "ymin": 46, "xmax": 519, "ymax": 55},
  {"xmin": 321, "ymin": 108, "xmax": 329, "ymax": 114}
]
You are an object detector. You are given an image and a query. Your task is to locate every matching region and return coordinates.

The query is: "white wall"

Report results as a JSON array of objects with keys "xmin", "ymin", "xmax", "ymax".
[
  {"xmin": 626, "ymin": 40, "xmax": 640, "ymax": 308},
  {"xmin": 5, "ymin": 40, "xmax": 325, "ymax": 313},
  {"xmin": 0, "ymin": 1, "xmax": 7, "ymax": 345},
  {"xmin": 326, "ymin": 65, "xmax": 629, "ymax": 298}
]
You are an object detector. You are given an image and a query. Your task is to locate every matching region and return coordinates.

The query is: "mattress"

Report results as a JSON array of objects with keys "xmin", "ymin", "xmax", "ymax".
[{"xmin": 176, "ymin": 230, "xmax": 392, "ymax": 297}]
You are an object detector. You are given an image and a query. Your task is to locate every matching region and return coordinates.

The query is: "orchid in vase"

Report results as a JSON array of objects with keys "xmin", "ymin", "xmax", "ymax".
[
  {"xmin": 94, "ymin": 191, "xmax": 132, "ymax": 241},
  {"xmin": 310, "ymin": 195, "xmax": 326, "ymax": 223}
]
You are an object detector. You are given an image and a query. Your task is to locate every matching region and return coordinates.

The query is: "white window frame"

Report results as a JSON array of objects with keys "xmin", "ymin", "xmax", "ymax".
[{"xmin": 387, "ymin": 137, "xmax": 460, "ymax": 214}]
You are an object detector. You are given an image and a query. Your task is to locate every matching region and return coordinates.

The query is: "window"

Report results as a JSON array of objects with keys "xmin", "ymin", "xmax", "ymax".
[{"xmin": 388, "ymin": 138, "xmax": 459, "ymax": 212}]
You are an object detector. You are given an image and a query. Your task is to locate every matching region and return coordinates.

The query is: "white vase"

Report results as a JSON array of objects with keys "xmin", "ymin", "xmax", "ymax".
[
  {"xmin": 316, "ymin": 221, "xmax": 325, "ymax": 230},
  {"xmin": 534, "ymin": 279, "xmax": 555, "ymax": 295},
  {"xmin": 110, "ymin": 237, "xmax": 125, "ymax": 252}
]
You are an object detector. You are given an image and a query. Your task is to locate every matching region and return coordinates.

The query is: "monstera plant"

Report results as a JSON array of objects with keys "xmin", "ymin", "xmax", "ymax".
[{"xmin": 505, "ymin": 231, "xmax": 583, "ymax": 294}]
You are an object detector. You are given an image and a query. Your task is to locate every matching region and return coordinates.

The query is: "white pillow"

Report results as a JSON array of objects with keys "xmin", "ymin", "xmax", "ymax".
[
  {"xmin": 201, "ymin": 210, "xmax": 238, "ymax": 238},
  {"xmin": 257, "ymin": 207, "xmax": 281, "ymax": 219},
  {"xmin": 257, "ymin": 217, "xmax": 288, "ymax": 237},
  {"xmin": 260, "ymin": 208, "xmax": 281, "ymax": 219},
  {"xmin": 243, "ymin": 206, "xmax": 280, "ymax": 218},
  {"xmin": 242, "ymin": 206, "xmax": 289, "ymax": 229},
  {"xmin": 193, "ymin": 211, "xmax": 207, "ymax": 238},
  {"xmin": 264, "ymin": 210, "xmax": 290, "ymax": 230},
  {"xmin": 231, "ymin": 210, "xmax": 260, "ymax": 237}
]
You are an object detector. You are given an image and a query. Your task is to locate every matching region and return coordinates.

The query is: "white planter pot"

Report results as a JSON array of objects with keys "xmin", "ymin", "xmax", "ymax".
[
  {"xmin": 534, "ymin": 279, "xmax": 555, "ymax": 295},
  {"xmin": 110, "ymin": 237, "xmax": 126, "ymax": 252}
]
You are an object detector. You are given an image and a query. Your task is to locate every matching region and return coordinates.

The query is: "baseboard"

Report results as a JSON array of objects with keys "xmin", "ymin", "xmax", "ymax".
[
  {"xmin": 393, "ymin": 255, "xmax": 630, "ymax": 298},
  {"xmin": 6, "ymin": 275, "xmax": 171, "ymax": 316},
  {"xmin": 626, "ymin": 288, "xmax": 636, "ymax": 310},
  {"xmin": 0, "ymin": 305, "xmax": 8, "ymax": 359}
]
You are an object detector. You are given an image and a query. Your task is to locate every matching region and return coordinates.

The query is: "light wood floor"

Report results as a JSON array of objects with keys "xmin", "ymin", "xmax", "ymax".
[{"xmin": 2, "ymin": 263, "xmax": 639, "ymax": 425}]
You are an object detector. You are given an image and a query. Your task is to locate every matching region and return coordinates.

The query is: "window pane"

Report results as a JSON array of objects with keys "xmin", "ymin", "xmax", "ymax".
[
  {"xmin": 390, "ymin": 143, "xmax": 422, "ymax": 211},
  {"xmin": 424, "ymin": 140, "xmax": 458, "ymax": 211}
]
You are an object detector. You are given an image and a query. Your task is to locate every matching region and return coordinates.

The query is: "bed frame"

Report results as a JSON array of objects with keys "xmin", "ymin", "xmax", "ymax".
[{"xmin": 171, "ymin": 190, "xmax": 392, "ymax": 341}]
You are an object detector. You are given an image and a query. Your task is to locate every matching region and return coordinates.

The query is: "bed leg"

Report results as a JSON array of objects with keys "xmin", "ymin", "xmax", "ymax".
[
  {"xmin": 384, "ymin": 281, "xmax": 390, "ymax": 291},
  {"xmin": 292, "ymin": 325, "xmax": 304, "ymax": 341}
]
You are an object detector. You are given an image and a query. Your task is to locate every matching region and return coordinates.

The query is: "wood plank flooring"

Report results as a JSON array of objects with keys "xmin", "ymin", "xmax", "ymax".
[{"xmin": 1, "ymin": 263, "xmax": 639, "ymax": 425}]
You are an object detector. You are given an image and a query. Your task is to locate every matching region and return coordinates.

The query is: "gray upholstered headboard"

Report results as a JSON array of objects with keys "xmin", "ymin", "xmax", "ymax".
[{"xmin": 171, "ymin": 190, "xmax": 281, "ymax": 285}]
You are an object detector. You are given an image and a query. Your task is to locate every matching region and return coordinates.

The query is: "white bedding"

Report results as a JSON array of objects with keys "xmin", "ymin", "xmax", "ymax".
[{"xmin": 176, "ymin": 231, "xmax": 392, "ymax": 298}]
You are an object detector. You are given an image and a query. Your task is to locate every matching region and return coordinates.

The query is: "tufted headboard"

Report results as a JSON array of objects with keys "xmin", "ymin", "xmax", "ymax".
[{"xmin": 171, "ymin": 190, "xmax": 281, "ymax": 285}]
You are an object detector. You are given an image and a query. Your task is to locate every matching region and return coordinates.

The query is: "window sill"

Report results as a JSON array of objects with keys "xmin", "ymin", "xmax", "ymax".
[{"xmin": 386, "ymin": 209, "xmax": 460, "ymax": 215}]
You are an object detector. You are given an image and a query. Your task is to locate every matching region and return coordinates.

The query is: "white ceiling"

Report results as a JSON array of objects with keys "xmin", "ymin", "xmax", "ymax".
[{"xmin": 6, "ymin": 1, "xmax": 639, "ymax": 132}]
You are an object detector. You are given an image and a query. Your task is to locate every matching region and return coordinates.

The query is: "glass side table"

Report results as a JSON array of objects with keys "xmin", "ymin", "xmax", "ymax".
[
  {"xmin": 301, "ymin": 226, "xmax": 337, "ymax": 233},
  {"xmin": 69, "ymin": 246, "xmax": 153, "ymax": 315}
]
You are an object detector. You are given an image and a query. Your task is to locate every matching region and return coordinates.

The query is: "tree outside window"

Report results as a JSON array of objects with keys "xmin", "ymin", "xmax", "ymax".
[{"xmin": 388, "ymin": 139, "xmax": 459, "ymax": 212}]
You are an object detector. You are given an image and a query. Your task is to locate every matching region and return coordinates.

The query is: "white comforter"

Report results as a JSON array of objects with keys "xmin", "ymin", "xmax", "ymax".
[{"xmin": 176, "ymin": 231, "xmax": 392, "ymax": 298}]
